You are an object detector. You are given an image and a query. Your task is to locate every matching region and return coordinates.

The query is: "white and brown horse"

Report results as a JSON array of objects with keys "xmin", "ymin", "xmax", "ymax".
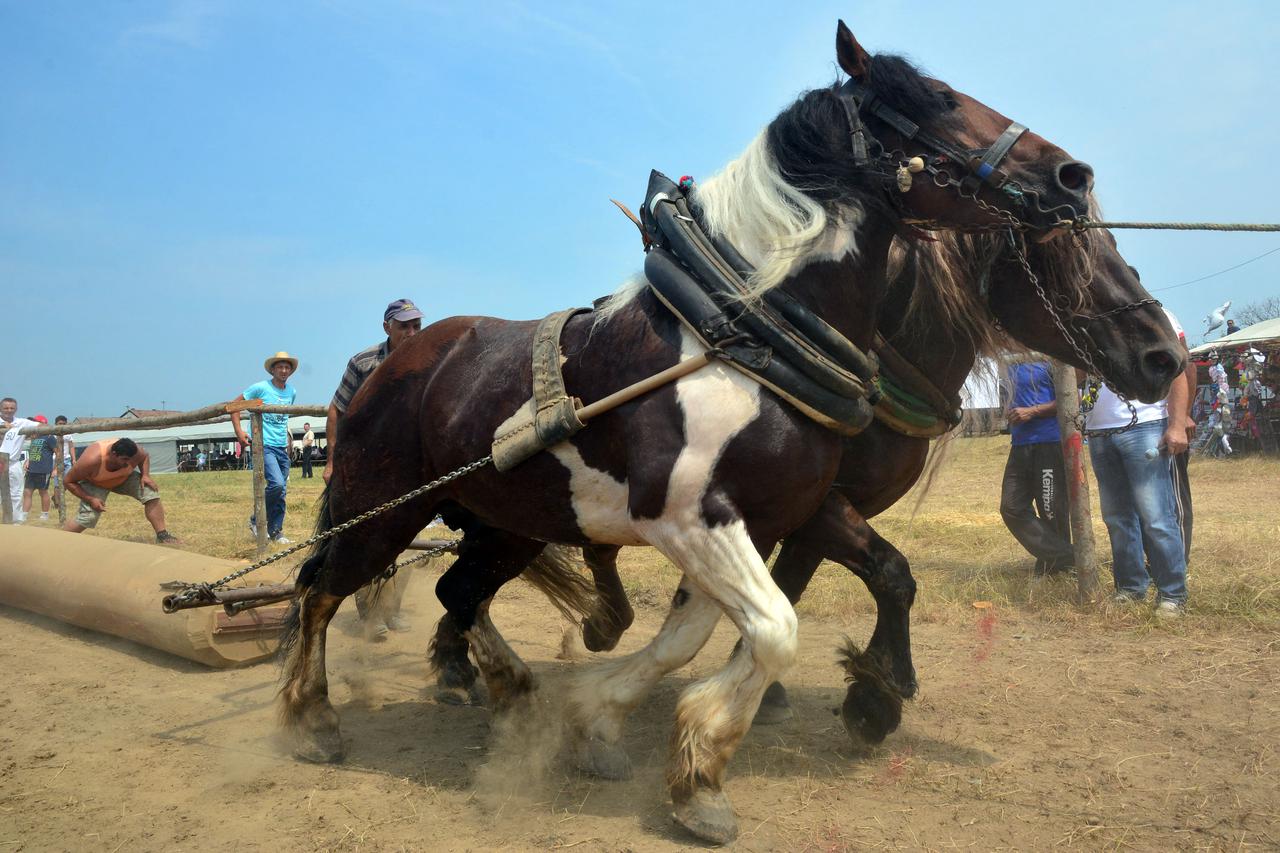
[{"xmin": 279, "ymin": 22, "xmax": 1182, "ymax": 843}]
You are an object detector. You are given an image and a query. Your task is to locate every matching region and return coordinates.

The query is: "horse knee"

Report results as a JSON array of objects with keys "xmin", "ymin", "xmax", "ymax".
[{"xmin": 745, "ymin": 606, "xmax": 798, "ymax": 675}]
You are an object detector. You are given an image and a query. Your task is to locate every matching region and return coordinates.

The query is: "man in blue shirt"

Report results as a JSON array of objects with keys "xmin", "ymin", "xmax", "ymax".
[
  {"xmin": 230, "ymin": 351, "xmax": 298, "ymax": 544},
  {"xmin": 1000, "ymin": 360, "xmax": 1073, "ymax": 576}
]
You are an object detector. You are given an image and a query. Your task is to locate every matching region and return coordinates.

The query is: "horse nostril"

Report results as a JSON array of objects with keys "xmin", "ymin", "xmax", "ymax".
[
  {"xmin": 1056, "ymin": 160, "xmax": 1094, "ymax": 195},
  {"xmin": 1143, "ymin": 347, "xmax": 1181, "ymax": 381}
]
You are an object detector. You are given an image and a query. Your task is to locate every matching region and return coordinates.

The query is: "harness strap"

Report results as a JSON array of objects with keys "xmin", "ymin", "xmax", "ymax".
[{"xmin": 492, "ymin": 308, "xmax": 589, "ymax": 471}]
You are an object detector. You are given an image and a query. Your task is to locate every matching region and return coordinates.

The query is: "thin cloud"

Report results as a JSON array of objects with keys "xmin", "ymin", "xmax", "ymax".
[{"xmin": 121, "ymin": 0, "xmax": 223, "ymax": 48}]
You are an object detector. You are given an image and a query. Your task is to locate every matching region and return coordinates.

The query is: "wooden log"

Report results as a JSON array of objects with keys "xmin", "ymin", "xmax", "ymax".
[
  {"xmin": 0, "ymin": 526, "xmax": 288, "ymax": 667},
  {"xmin": 1051, "ymin": 360, "xmax": 1099, "ymax": 603},
  {"xmin": 18, "ymin": 402, "xmax": 327, "ymax": 437},
  {"xmin": 250, "ymin": 412, "xmax": 268, "ymax": 555}
]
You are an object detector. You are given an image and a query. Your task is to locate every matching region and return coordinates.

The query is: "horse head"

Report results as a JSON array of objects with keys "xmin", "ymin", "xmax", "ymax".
[
  {"xmin": 834, "ymin": 20, "xmax": 1092, "ymax": 235},
  {"xmin": 988, "ymin": 228, "xmax": 1186, "ymax": 403}
]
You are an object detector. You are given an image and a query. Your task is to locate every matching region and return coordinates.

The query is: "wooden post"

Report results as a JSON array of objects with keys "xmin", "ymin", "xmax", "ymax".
[
  {"xmin": 1051, "ymin": 360, "xmax": 1099, "ymax": 603},
  {"xmin": 250, "ymin": 412, "xmax": 268, "ymax": 555},
  {"xmin": 54, "ymin": 439, "xmax": 67, "ymax": 525},
  {"xmin": 0, "ymin": 452, "xmax": 11, "ymax": 525}
]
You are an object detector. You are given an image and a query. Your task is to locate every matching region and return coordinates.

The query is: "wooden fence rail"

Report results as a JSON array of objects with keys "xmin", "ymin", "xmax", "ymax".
[{"xmin": 4, "ymin": 400, "xmax": 328, "ymax": 553}]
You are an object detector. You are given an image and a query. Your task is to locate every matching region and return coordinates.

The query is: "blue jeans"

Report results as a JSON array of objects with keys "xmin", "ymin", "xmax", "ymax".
[
  {"xmin": 250, "ymin": 444, "xmax": 289, "ymax": 537},
  {"xmin": 1088, "ymin": 418, "xmax": 1187, "ymax": 603}
]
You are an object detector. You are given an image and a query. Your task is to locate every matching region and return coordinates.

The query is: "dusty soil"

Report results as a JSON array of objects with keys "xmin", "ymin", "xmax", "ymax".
[{"xmin": 0, "ymin": 570, "xmax": 1276, "ymax": 852}]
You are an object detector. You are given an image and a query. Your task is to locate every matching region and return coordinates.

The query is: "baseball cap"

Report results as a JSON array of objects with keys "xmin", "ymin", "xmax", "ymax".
[
  {"xmin": 32, "ymin": 414, "xmax": 48, "ymax": 424},
  {"xmin": 384, "ymin": 299, "xmax": 424, "ymax": 323}
]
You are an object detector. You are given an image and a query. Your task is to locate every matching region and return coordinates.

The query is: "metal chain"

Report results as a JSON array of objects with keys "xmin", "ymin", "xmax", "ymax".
[
  {"xmin": 164, "ymin": 455, "xmax": 491, "ymax": 609},
  {"xmin": 1003, "ymin": 231, "xmax": 1142, "ymax": 435}
]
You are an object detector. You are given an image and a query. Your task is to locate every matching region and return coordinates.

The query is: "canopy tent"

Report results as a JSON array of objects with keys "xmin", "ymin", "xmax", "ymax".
[{"xmin": 1190, "ymin": 317, "xmax": 1280, "ymax": 356}]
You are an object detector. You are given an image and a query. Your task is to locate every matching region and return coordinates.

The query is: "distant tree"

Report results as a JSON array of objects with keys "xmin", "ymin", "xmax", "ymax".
[{"xmin": 1234, "ymin": 296, "xmax": 1280, "ymax": 327}]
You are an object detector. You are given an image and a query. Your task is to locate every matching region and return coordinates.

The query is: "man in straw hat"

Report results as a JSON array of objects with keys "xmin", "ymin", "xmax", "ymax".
[{"xmin": 229, "ymin": 351, "xmax": 298, "ymax": 543}]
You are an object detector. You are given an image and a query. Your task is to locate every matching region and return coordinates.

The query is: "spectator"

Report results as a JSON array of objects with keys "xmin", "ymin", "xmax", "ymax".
[
  {"xmin": 229, "ymin": 352, "xmax": 298, "ymax": 544},
  {"xmin": 1084, "ymin": 308, "xmax": 1194, "ymax": 617},
  {"xmin": 999, "ymin": 360, "xmax": 1073, "ymax": 576},
  {"xmin": 1, "ymin": 397, "xmax": 37, "ymax": 523},
  {"xmin": 328, "ymin": 298, "xmax": 423, "ymax": 639},
  {"xmin": 197, "ymin": 449, "xmax": 207, "ymax": 471},
  {"xmin": 21, "ymin": 415, "xmax": 57, "ymax": 523},
  {"xmin": 1225, "ymin": 319, "xmax": 1240, "ymax": 336},
  {"xmin": 301, "ymin": 422, "xmax": 315, "ymax": 478},
  {"xmin": 62, "ymin": 437, "xmax": 181, "ymax": 544},
  {"xmin": 54, "ymin": 416, "xmax": 74, "ymax": 475}
]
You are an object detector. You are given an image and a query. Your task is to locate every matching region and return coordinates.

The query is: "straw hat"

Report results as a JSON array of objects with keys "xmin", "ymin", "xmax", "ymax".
[{"xmin": 263, "ymin": 351, "xmax": 299, "ymax": 373}]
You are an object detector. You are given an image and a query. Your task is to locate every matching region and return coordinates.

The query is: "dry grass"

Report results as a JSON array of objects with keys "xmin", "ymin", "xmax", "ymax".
[{"xmin": 36, "ymin": 438, "xmax": 1280, "ymax": 631}]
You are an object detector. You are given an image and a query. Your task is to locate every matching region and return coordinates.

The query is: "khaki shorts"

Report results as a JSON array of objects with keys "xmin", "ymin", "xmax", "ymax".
[{"xmin": 74, "ymin": 470, "xmax": 160, "ymax": 529}]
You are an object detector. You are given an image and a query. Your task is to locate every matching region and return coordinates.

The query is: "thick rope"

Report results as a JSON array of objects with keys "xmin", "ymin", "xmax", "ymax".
[{"xmin": 1065, "ymin": 220, "xmax": 1280, "ymax": 233}]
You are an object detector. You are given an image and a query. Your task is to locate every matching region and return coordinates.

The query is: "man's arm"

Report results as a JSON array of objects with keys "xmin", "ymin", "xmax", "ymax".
[
  {"xmin": 323, "ymin": 402, "xmax": 340, "ymax": 483},
  {"xmin": 137, "ymin": 448, "xmax": 157, "ymax": 490},
  {"xmin": 1163, "ymin": 364, "xmax": 1192, "ymax": 455},
  {"xmin": 229, "ymin": 393, "xmax": 251, "ymax": 446}
]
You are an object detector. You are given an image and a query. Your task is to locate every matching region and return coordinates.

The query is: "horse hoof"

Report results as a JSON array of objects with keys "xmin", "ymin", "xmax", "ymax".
[
  {"xmin": 572, "ymin": 736, "xmax": 633, "ymax": 780},
  {"xmin": 753, "ymin": 682, "xmax": 793, "ymax": 726},
  {"xmin": 293, "ymin": 730, "xmax": 346, "ymax": 764},
  {"xmin": 435, "ymin": 683, "xmax": 484, "ymax": 707},
  {"xmin": 581, "ymin": 618, "xmax": 622, "ymax": 653},
  {"xmin": 672, "ymin": 788, "xmax": 739, "ymax": 845},
  {"xmin": 840, "ymin": 679, "xmax": 903, "ymax": 745}
]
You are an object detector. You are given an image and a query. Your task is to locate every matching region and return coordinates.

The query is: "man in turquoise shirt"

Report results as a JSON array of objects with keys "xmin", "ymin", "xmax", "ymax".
[{"xmin": 230, "ymin": 351, "xmax": 298, "ymax": 543}]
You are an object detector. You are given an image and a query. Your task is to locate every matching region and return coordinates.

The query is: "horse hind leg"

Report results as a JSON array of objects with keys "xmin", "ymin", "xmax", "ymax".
[
  {"xmin": 278, "ymin": 587, "xmax": 346, "ymax": 762},
  {"xmin": 580, "ymin": 544, "xmax": 634, "ymax": 652},
  {"xmin": 433, "ymin": 526, "xmax": 546, "ymax": 711}
]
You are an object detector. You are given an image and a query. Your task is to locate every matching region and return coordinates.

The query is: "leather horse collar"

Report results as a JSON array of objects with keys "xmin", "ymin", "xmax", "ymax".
[{"xmin": 640, "ymin": 170, "xmax": 881, "ymax": 436}]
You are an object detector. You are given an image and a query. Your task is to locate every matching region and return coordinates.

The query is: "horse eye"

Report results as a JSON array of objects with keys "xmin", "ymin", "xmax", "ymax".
[{"xmin": 941, "ymin": 92, "xmax": 959, "ymax": 110}]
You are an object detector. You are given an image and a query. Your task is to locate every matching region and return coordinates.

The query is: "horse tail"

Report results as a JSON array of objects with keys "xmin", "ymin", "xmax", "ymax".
[{"xmin": 520, "ymin": 544, "xmax": 597, "ymax": 623}]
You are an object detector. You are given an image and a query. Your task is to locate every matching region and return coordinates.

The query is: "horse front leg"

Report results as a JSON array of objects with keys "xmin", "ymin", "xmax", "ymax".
[
  {"xmin": 580, "ymin": 544, "xmax": 634, "ymax": 652},
  {"xmin": 766, "ymin": 491, "xmax": 917, "ymax": 743},
  {"xmin": 278, "ymin": 588, "xmax": 346, "ymax": 762}
]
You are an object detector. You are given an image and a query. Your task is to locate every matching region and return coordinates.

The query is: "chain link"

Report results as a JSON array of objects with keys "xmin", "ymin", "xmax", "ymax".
[
  {"xmin": 1003, "ymin": 230, "xmax": 1142, "ymax": 436},
  {"xmin": 163, "ymin": 455, "xmax": 491, "ymax": 609}
]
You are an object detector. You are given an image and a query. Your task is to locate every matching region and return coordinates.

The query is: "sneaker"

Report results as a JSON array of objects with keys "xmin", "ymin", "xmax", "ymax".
[
  {"xmin": 39, "ymin": 513, "xmax": 48, "ymax": 521},
  {"xmin": 386, "ymin": 614, "xmax": 411, "ymax": 632},
  {"xmin": 1155, "ymin": 599, "xmax": 1184, "ymax": 619},
  {"xmin": 156, "ymin": 530, "xmax": 182, "ymax": 545},
  {"xmin": 1111, "ymin": 591, "xmax": 1144, "ymax": 605},
  {"xmin": 271, "ymin": 534, "xmax": 291, "ymax": 545},
  {"xmin": 248, "ymin": 519, "xmax": 258, "ymax": 538}
]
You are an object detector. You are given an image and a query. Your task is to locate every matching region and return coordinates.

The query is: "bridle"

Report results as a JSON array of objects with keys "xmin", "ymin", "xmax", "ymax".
[
  {"xmin": 833, "ymin": 76, "xmax": 1159, "ymax": 434},
  {"xmin": 833, "ymin": 78, "xmax": 1084, "ymax": 230}
]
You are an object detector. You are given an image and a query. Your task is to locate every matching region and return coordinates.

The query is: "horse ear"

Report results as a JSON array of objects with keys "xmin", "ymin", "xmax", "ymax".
[{"xmin": 836, "ymin": 20, "xmax": 871, "ymax": 81}]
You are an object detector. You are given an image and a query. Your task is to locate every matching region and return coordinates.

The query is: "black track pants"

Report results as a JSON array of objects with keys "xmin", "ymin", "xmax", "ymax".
[{"xmin": 1000, "ymin": 441, "xmax": 1074, "ymax": 570}]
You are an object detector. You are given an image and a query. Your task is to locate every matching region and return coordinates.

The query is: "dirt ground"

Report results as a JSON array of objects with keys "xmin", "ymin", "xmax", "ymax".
[{"xmin": 1, "ymin": 564, "xmax": 1276, "ymax": 852}]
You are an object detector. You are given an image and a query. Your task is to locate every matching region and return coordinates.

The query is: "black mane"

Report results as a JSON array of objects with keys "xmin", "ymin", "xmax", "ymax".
[{"xmin": 765, "ymin": 52, "xmax": 956, "ymax": 210}]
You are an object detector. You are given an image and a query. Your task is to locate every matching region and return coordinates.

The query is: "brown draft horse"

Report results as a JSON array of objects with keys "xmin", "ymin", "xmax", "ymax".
[
  {"xmin": 540, "ymin": 223, "xmax": 1182, "ymax": 747},
  {"xmin": 279, "ymin": 22, "xmax": 1181, "ymax": 843}
]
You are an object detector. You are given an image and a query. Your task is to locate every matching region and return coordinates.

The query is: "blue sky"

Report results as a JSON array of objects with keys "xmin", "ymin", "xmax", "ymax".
[{"xmin": 3, "ymin": 1, "xmax": 1278, "ymax": 418}]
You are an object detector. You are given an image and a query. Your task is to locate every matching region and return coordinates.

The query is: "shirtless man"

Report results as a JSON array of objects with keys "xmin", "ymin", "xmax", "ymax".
[{"xmin": 62, "ymin": 437, "xmax": 181, "ymax": 544}]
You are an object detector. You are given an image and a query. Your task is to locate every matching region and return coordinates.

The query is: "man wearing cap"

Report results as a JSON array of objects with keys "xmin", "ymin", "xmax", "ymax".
[
  {"xmin": 230, "ymin": 352, "xmax": 299, "ymax": 544},
  {"xmin": 21, "ymin": 415, "xmax": 58, "ymax": 523},
  {"xmin": 327, "ymin": 299, "xmax": 423, "ymax": 638}
]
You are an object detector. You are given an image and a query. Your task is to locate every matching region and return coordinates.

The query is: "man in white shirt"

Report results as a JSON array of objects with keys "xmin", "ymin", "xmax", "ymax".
[
  {"xmin": 1083, "ymin": 308, "xmax": 1195, "ymax": 616},
  {"xmin": 1, "ymin": 397, "xmax": 38, "ymax": 523}
]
